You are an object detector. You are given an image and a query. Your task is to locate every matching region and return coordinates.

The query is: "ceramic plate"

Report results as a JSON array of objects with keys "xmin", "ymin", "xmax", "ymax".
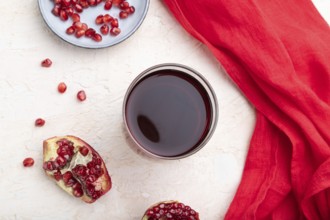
[{"xmin": 38, "ymin": 0, "xmax": 150, "ymax": 48}]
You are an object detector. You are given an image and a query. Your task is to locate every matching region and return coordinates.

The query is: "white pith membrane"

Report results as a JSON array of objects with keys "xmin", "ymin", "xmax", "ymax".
[
  {"xmin": 142, "ymin": 201, "xmax": 199, "ymax": 220},
  {"xmin": 43, "ymin": 136, "xmax": 111, "ymax": 203}
]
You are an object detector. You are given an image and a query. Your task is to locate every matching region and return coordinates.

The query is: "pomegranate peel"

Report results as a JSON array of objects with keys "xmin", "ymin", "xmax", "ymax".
[
  {"xmin": 142, "ymin": 200, "xmax": 200, "ymax": 220},
  {"xmin": 43, "ymin": 135, "xmax": 111, "ymax": 203}
]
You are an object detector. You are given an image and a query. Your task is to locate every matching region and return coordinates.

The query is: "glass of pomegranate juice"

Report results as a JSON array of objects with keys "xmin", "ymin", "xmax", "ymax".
[{"xmin": 123, "ymin": 64, "xmax": 218, "ymax": 159}]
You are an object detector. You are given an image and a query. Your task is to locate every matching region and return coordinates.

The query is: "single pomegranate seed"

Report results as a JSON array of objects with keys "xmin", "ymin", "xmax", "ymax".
[
  {"xmin": 119, "ymin": 11, "xmax": 128, "ymax": 19},
  {"xmin": 104, "ymin": 0, "xmax": 112, "ymax": 10},
  {"xmin": 81, "ymin": 23, "xmax": 88, "ymax": 31},
  {"xmin": 53, "ymin": 170, "xmax": 62, "ymax": 181},
  {"xmin": 74, "ymin": 3, "xmax": 83, "ymax": 13},
  {"xmin": 100, "ymin": 24, "xmax": 109, "ymax": 35},
  {"xmin": 43, "ymin": 161, "xmax": 54, "ymax": 171},
  {"xmin": 52, "ymin": 5, "xmax": 61, "ymax": 16},
  {"xmin": 63, "ymin": 171, "xmax": 73, "ymax": 183},
  {"xmin": 71, "ymin": 13, "xmax": 80, "ymax": 22},
  {"xmin": 55, "ymin": 156, "xmax": 67, "ymax": 167},
  {"xmin": 128, "ymin": 6, "xmax": 135, "ymax": 14},
  {"xmin": 79, "ymin": 146, "xmax": 89, "ymax": 156},
  {"xmin": 41, "ymin": 58, "xmax": 52, "ymax": 67},
  {"xmin": 87, "ymin": 0, "xmax": 96, "ymax": 6},
  {"xmin": 80, "ymin": 0, "xmax": 89, "ymax": 8},
  {"xmin": 60, "ymin": 10, "xmax": 69, "ymax": 21},
  {"xmin": 66, "ymin": 26, "xmax": 75, "ymax": 35},
  {"xmin": 110, "ymin": 27, "xmax": 121, "ymax": 36},
  {"xmin": 119, "ymin": 1, "xmax": 129, "ymax": 9},
  {"xmin": 35, "ymin": 118, "xmax": 45, "ymax": 127},
  {"xmin": 73, "ymin": 188, "xmax": 84, "ymax": 197},
  {"xmin": 77, "ymin": 90, "xmax": 86, "ymax": 101},
  {"xmin": 75, "ymin": 29, "xmax": 85, "ymax": 38},
  {"xmin": 61, "ymin": 0, "xmax": 71, "ymax": 7},
  {"xmin": 110, "ymin": 18, "xmax": 118, "ymax": 27},
  {"xmin": 58, "ymin": 82, "xmax": 67, "ymax": 93},
  {"xmin": 103, "ymin": 14, "xmax": 113, "ymax": 23},
  {"xmin": 95, "ymin": 15, "xmax": 104, "ymax": 25},
  {"xmin": 113, "ymin": 0, "xmax": 123, "ymax": 6},
  {"xmin": 66, "ymin": 7, "xmax": 74, "ymax": 16},
  {"xmin": 85, "ymin": 28, "xmax": 96, "ymax": 38},
  {"xmin": 73, "ymin": 21, "xmax": 83, "ymax": 29},
  {"xmin": 23, "ymin": 157, "xmax": 34, "ymax": 167},
  {"xmin": 92, "ymin": 33, "xmax": 102, "ymax": 42}
]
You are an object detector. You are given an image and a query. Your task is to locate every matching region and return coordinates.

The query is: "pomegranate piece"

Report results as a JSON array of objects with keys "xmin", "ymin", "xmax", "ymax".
[
  {"xmin": 142, "ymin": 201, "xmax": 200, "ymax": 220},
  {"xmin": 43, "ymin": 136, "xmax": 112, "ymax": 203},
  {"xmin": 35, "ymin": 118, "xmax": 46, "ymax": 127},
  {"xmin": 77, "ymin": 90, "xmax": 87, "ymax": 101},
  {"xmin": 41, "ymin": 58, "xmax": 52, "ymax": 67},
  {"xmin": 23, "ymin": 157, "xmax": 34, "ymax": 167},
  {"xmin": 110, "ymin": 27, "xmax": 121, "ymax": 36}
]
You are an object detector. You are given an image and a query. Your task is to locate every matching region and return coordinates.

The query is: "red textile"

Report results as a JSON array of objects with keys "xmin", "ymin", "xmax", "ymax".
[{"xmin": 163, "ymin": 0, "xmax": 330, "ymax": 219}]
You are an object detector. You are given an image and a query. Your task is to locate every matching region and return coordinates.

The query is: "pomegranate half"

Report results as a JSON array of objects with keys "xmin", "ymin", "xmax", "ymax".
[
  {"xmin": 43, "ymin": 135, "xmax": 111, "ymax": 203},
  {"xmin": 142, "ymin": 200, "xmax": 200, "ymax": 220}
]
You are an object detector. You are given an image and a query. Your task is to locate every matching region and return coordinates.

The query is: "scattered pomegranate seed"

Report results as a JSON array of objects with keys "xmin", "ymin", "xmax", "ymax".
[
  {"xmin": 110, "ymin": 18, "xmax": 118, "ymax": 28},
  {"xmin": 62, "ymin": 0, "xmax": 71, "ymax": 7},
  {"xmin": 120, "ymin": 1, "xmax": 130, "ymax": 9},
  {"xmin": 75, "ymin": 29, "xmax": 85, "ymax": 38},
  {"xmin": 74, "ymin": 21, "xmax": 83, "ymax": 29},
  {"xmin": 41, "ymin": 58, "xmax": 52, "ymax": 67},
  {"xmin": 100, "ymin": 24, "xmax": 109, "ymax": 35},
  {"xmin": 23, "ymin": 157, "xmax": 34, "ymax": 167},
  {"xmin": 85, "ymin": 28, "xmax": 96, "ymax": 38},
  {"xmin": 35, "ymin": 118, "xmax": 46, "ymax": 127},
  {"xmin": 104, "ymin": 0, "xmax": 113, "ymax": 10},
  {"xmin": 52, "ymin": 5, "xmax": 61, "ymax": 16},
  {"xmin": 74, "ymin": 3, "xmax": 83, "ymax": 13},
  {"xmin": 71, "ymin": 13, "xmax": 80, "ymax": 22},
  {"xmin": 81, "ymin": 23, "xmax": 88, "ymax": 31},
  {"xmin": 77, "ymin": 90, "xmax": 87, "ymax": 101},
  {"xmin": 128, "ymin": 6, "xmax": 135, "ymax": 14},
  {"xmin": 66, "ymin": 7, "xmax": 74, "ymax": 16},
  {"xmin": 66, "ymin": 26, "xmax": 75, "ymax": 35},
  {"xmin": 103, "ymin": 14, "xmax": 113, "ymax": 23},
  {"xmin": 110, "ymin": 27, "xmax": 121, "ymax": 36},
  {"xmin": 92, "ymin": 33, "xmax": 103, "ymax": 42},
  {"xmin": 95, "ymin": 15, "xmax": 104, "ymax": 25},
  {"xmin": 113, "ymin": 0, "xmax": 123, "ymax": 6},
  {"xmin": 57, "ymin": 82, "xmax": 67, "ymax": 93},
  {"xmin": 119, "ymin": 11, "xmax": 128, "ymax": 19},
  {"xmin": 60, "ymin": 10, "xmax": 69, "ymax": 21}
]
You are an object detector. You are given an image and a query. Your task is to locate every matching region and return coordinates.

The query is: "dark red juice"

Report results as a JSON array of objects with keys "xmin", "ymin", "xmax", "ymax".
[{"xmin": 125, "ymin": 69, "xmax": 212, "ymax": 157}]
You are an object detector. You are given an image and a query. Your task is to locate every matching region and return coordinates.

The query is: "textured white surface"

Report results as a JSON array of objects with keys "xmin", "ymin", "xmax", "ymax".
[{"xmin": 0, "ymin": 0, "xmax": 328, "ymax": 219}]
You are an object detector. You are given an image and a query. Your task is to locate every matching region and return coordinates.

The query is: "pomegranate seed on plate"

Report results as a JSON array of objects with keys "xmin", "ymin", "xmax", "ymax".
[
  {"xmin": 120, "ymin": 1, "xmax": 130, "ymax": 9},
  {"xmin": 110, "ymin": 27, "xmax": 121, "ymax": 36},
  {"xmin": 58, "ymin": 82, "xmax": 67, "ymax": 93},
  {"xmin": 60, "ymin": 10, "xmax": 69, "ymax": 21},
  {"xmin": 23, "ymin": 158, "xmax": 34, "ymax": 167},
  {"xmin": 128, "ymin": 6, "xmax": 135, "ymax": 14},
  {"xmin": 74, "ymin": 3, "xmax": 83, "ymax": 13},
  {"xmin": 110, "ymin": 18, "xmax": 118, "ymax": 27},
  {"xmin": 71, "ymin": 13, "xmax": 80, "ymax": 22},
  {"xmin": 95, "ymin": 15, "xmax": 104, "ymax": 25},
  {"xmin": 100, "ymin": 24, "xmax": 109, "ymax": 35},
  {"xmin": 77, "ymin": 90, "xmax": 87, "ymax": 101},
  {"xmin": 119, "ymin": 11, "xmax": 128, "ymax": 19},
  {"xmin": 85, "ymin": 28, "xmax": 96, "ymax": 38},
  {"xmin": 92, "ymin": 33, "xmax": 103, "ymax": 42},
  {"xmin": 75, "ymin": 29, "xmax": 85, "ymax": 38},
  {"xmin": 66, "ymin": 26, "xmax": 75, "ymax": 35},
  {"xmin": 103, "ymin": 14, "xmax": 113, "ymax": 23},
  {"xmin": 104, "ymin": 0, "xmax": 112, "ymax": 10},
  {"xmin": 41, "ymin": 58, "xmax": 52, "ymax": 67}
]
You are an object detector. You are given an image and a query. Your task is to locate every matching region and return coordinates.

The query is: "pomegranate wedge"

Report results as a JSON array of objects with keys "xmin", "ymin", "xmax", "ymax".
[
  {"xmin": 43, "ymin": 135, "xmax": 111, "ymax": 203},
  {"xmin": 142, "ymin": 200, "xmax": 200, "ymax": 220}
]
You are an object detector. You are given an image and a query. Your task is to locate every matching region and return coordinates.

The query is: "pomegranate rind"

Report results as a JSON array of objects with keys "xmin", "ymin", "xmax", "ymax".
[
  {"xmin": 43, "ymin": 135, "xmax": 111, "ymax": 203},
  {"xmin": 142, "ymin": 200, "xmax": 200, "ymax": 220}
]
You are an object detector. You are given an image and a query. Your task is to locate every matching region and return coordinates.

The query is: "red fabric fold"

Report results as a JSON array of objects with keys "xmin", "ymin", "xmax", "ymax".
[{"xmin": 163, "ymin": 0, "xmax": 330, "ymax": 219}]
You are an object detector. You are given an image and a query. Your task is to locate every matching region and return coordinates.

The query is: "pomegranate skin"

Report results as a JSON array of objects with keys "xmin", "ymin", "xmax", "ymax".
[{"xmin": 43, "ymin": 135, "xmax": 112, "ymax": 203}]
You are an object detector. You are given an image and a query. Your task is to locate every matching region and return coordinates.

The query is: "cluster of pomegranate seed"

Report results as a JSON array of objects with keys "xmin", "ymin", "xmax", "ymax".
[
  {"xmin": 143, "ymin": 201, "xmax": 199, "ymax": 220},
  {"xmin": 43, "ymin": 136, "xmax": 111, "ymax": 202},
  {"xmin": 23, "ymin": 157, "xmax": 35, "ymax": 167},
  {"xmin": 51, "ymin": 0, "xmax": 135, "ymax": 42}
]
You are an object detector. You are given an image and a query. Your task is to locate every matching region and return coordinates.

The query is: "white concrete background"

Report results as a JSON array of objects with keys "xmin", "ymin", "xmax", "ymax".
[{"xmin": 0, "ymin": 0, "xmax": 328, "ymax": 219}]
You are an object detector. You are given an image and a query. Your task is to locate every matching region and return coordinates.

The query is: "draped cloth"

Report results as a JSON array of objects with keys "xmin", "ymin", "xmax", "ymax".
[{"xmin": 163, "ymin": 0, "xmax": 330, "ymax": 219}]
